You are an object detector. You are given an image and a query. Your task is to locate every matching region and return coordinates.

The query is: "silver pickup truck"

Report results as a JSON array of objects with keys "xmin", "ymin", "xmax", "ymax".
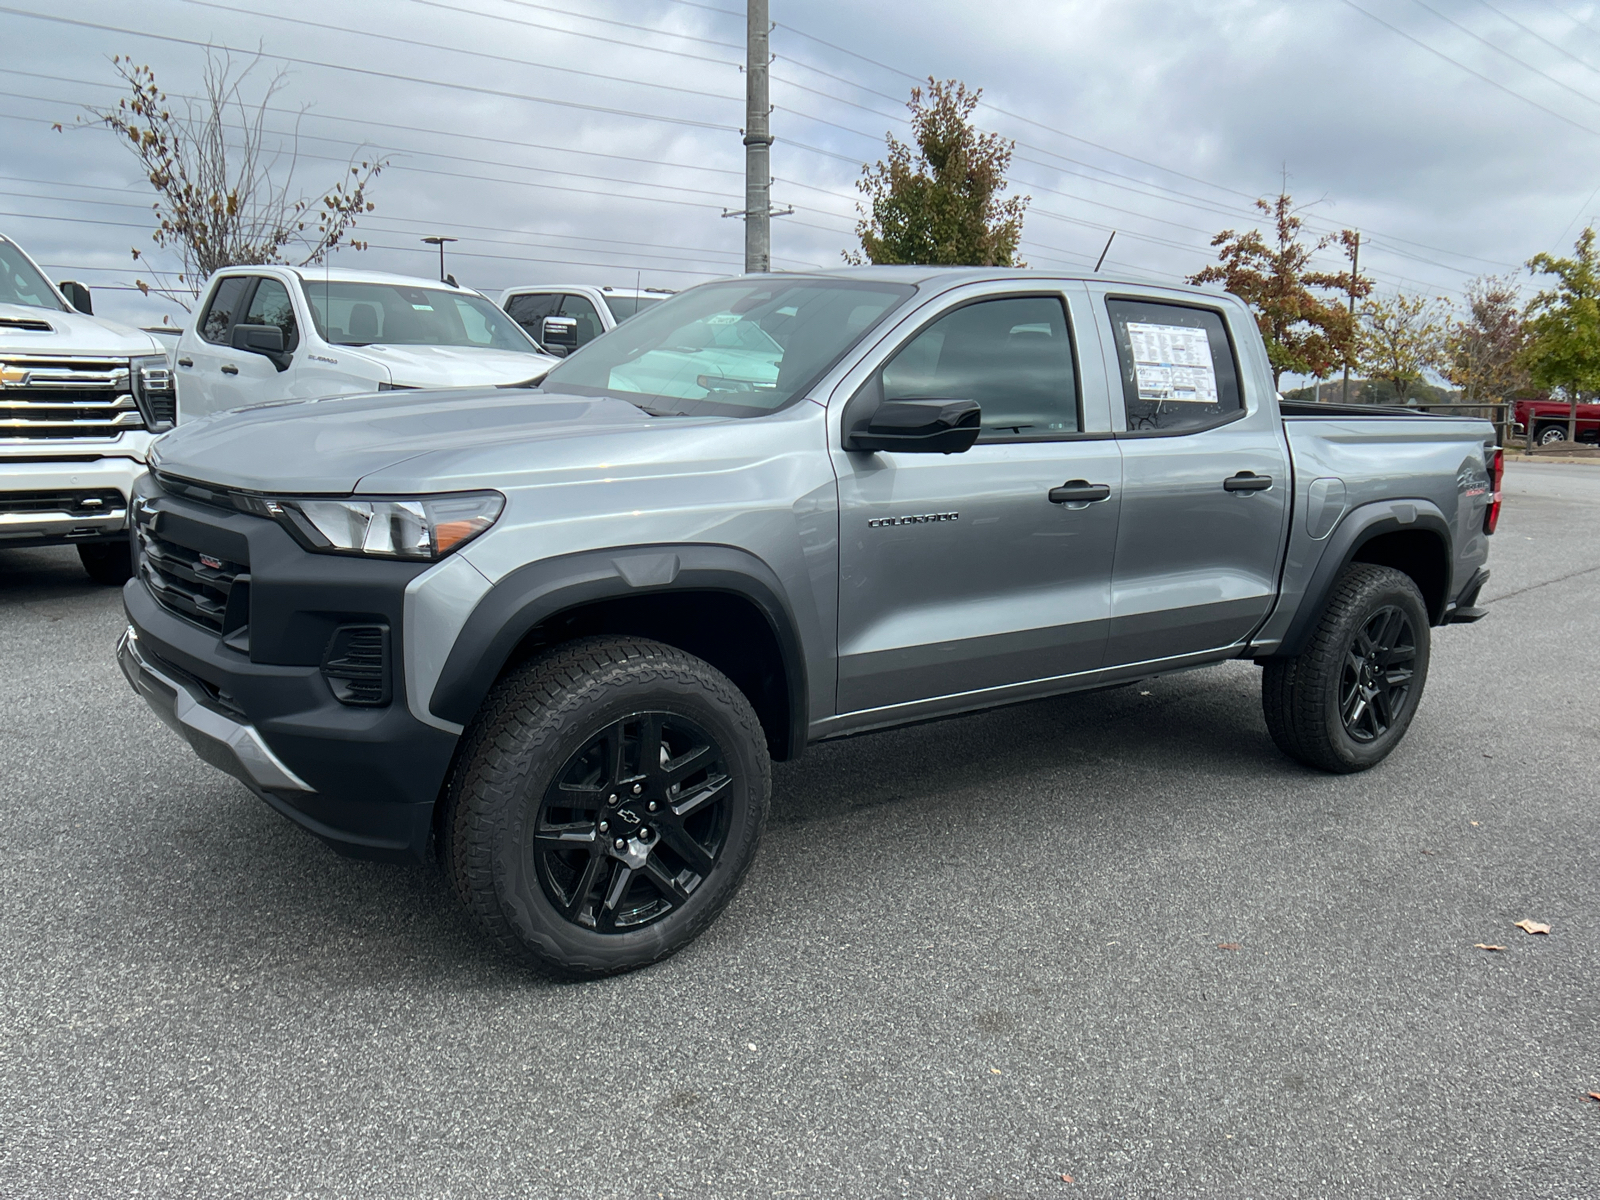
[{"xmin": 116, "ymin": 267, "xmax": 1500, "ymax": 978}]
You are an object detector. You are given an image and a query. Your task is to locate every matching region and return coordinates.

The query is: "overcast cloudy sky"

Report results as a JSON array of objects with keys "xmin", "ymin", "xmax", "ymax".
[{"xmin": 2, "ymin": 0, "xmax": 1593, "ymax": 361}]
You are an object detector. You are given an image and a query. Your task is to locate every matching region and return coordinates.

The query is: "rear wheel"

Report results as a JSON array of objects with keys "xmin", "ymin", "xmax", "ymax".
[
  {"xmin": 78, "ymin": 541, "xmax": 133, "ymax": 586},
  {"xmin": 1537, "ymin": 424, "xmax": 1568, "ymax": 446},
  {"xmin": 441, "ymin": 636, "xmax": 771, "ymax": 978},
  {"xmin": 1262, "ymin": 564, "xmax": 1431, "ymax": 773}
]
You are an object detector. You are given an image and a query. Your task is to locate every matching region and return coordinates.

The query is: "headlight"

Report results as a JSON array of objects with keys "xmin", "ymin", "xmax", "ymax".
[
  {"xmin": 131, "ymin": 354, "xmax": 176, "ymax": 430},
  {"xmin": 243, "ymin": 491, "xmax": 504, "ymax": 560}
]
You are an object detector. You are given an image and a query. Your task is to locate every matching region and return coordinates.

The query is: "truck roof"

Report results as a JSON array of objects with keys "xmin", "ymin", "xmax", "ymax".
[
  {"xmin": 500, "ymin": 284, "xmax": 678, "ymax": 298},
  {"xmin": 275, "ymin": 265, "xmax": 482, "ymax": 290},
  {"xmin": 751, "ymin": 264, "xmax": 1216, "ymax": 293}
]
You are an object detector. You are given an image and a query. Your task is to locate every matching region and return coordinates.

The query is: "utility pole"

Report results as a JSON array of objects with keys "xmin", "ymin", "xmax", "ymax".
[
  {"xmin": 744, "ymin": 0, "xmax": 772, "ymax": 274},
  {"xmin": 1341, "ymin": 231, "xmax": 1360, "ymax": 404}
]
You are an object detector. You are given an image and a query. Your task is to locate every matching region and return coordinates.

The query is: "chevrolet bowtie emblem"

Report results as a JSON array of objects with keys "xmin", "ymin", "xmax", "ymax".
[{"xmin": 0, "ymin": 366, "xmax": 28, "ymax": 387}]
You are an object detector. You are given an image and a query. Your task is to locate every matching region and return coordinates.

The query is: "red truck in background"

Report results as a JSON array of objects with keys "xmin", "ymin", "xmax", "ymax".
[{"xmin": 1514, "ymin": 396, "xmax": 1600, "ymax": 446}]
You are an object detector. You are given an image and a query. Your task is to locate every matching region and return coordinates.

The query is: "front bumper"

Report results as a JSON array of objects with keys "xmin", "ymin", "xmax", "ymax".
[
  {"xmin": 0, "ymin": 454, "xmax": 146, "ymax": 545},
  {"xmin": 119, "ymin": 480, "xmax": 460, "ymax": 861}
]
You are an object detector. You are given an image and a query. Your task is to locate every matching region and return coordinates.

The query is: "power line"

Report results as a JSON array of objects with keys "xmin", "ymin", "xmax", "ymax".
[
  {"xmin": 162, "ymin": 0, "xmax": 741, "ymax": 104},
  {"xmin": 1471, "ymin": 0, "xmax": 1600, "ymax": 76},
  {"xmin": 0, "ymin": 5, "xmax": 737, "ymax": 132},
  {"xmin": 1339, "ymin": 0, "xmax": 1600, "ymax": 139},
  {"xmin": 484, "ymin": 0, "xmax": 742, "ymax": 51},
  {"xmin": 1404, "ymin": 0, "xmax": 1600, "ymax": 108}
]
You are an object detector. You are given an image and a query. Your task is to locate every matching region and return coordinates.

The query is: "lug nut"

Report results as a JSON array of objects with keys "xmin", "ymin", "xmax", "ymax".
[
  {"xmin": 640, "ymin": 827, "xmax": 651, "ymax": 840},
  {"xmin": 608, "ymin": 793, "xmax": 618, "ymax": 805},
  {"xmin": 633, "ymin": 783, "xmax": 643, "ymax": 795},
  {"xmin": 614, "ymin": 838, "xmax": 626, "ymax": 850},
  {"xmin": 647, "ymin": 801, "xmax": 657, "ymax": 812},
  {"xmin": 599, "ymin": 821, "xmax": 608, "ymax": 833}
]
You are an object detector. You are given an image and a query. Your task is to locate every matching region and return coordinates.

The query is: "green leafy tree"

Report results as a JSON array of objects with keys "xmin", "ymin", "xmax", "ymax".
[
  {"xmin": 848, "ymin": 79, "xmax": 1027, "ymax": 267},
  {"xmin": 62, "ymin": 52, "xmax": 386, "ymax": 311},
  {"xmin": 1521, "ymin": 227, "xmax": 1600, "ymax": 442},
  {"xmin": 1189, "ymin": 193, "xmax": 1369, "ymax": 387},
  {"xmin": 1357, "ymin": 293, "xmax": 1446, "ymax": 405}
]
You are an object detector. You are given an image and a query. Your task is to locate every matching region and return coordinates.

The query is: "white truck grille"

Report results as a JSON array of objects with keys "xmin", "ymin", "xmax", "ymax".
[{"xmin": 0, "ymin": 356, "xmax": 145, "ymax": 440}]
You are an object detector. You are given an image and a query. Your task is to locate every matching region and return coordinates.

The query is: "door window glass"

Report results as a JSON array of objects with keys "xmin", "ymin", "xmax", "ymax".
[
  {"xmin": 561, "ymin": 294, "xmax": 605, "ymax": 346},
  {"xmin": 880, "ymin": 295, "xmax": 1078, "ymax": 438},
  {"xmin": 242, "ymin": 277, "xmax": 298, "ymax": 352},
  {"xmin": 1106, "ymin": 298, "xmax": 1242, "ymax": 433},
  {"xmin": 505, "ymin": 291, "xmax": 559, "ymax": 336},
  {"xmin": 199, "ymin": 276, "xmax": 251, "ymax": 345}
]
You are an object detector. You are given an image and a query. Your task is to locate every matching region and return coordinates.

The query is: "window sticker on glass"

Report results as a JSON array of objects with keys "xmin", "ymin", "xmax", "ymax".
[{"xmin": 1125, "ymin": 321, "xmax": 1217, "ymax": 403}]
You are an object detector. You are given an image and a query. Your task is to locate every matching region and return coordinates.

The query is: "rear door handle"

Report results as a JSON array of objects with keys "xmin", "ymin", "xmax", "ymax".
[
  {"xmin": 176, "ymin": 357, "xmax": 193, "ymax": 368},
  {"xmin": 1224, "ymin": 472, "xmax": 1273, "ymax": 492},
  {"xmin": 220, "ymin": 364, "xmax": 239, "ymax": 375},
  {"xmin": 1048, "ymin": 479, "xmax": 1112, "ymax": 504}
]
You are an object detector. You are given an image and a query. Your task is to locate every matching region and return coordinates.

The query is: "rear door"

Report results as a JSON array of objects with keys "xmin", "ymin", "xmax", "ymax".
[
  {"xmin": 832, "ymin": 282, "xmax": 1123, "ymax": 715},
  {"xmin": 1090, "ymin": 288, "xmax": 1290, "ymax": 664}
]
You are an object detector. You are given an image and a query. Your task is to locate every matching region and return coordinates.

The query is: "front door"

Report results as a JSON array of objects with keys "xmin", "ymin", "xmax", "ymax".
[
  {"xmin": 832, "ymin": 286, "xmax": 1123, "ymax": 715},
  {"xmin": 1091, "ymin": 290, "xmax": 1291, "ymax": 664}
]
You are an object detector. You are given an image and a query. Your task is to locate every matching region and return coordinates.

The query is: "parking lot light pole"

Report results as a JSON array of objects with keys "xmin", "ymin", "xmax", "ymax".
[{"xmin": 744, "ymin": 0, "xmax": 771, "ymax": 274}]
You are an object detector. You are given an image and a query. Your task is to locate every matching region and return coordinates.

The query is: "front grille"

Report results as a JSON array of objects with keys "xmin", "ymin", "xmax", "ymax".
[
  {"xmin": 0, "ymin": 488, "xmax": 126, "ymax": 517},
  {"xmin": 0, "ymin": 356, "xmax": 145, "ymax": 440},
  {"xmin": 137, "ymin": 523, "xmax": 249, "ymax": 634}
]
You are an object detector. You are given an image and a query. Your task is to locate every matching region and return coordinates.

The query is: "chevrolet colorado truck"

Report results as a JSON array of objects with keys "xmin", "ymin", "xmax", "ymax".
[
  {"xmin": 116, "ymin": 267, "xmax": 1500, "ymax": 978},
  {"xmin": 1, "ymin": 233, "xmax": 174, "ymax": 583}
]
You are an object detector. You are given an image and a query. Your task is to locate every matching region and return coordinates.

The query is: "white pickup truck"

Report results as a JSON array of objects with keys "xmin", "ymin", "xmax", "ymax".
[
  {"xmin": 499, "ymin": 284, "xmax": 675, "ymax": 357},
  {"xmin": 1, "ymin": 232, "xmax": 173, "ymax": 583},
  {"xmin": 175, "ymin": 266, "xmax": 557, "ymax": 422}
]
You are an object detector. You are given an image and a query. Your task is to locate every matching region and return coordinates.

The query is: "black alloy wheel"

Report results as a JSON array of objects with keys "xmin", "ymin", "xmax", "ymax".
[
  {"xmin": 443, "ymin": 635, "xmax": 770, "ymax": 979},
  {"xmin": 534, "ymin": 712, "xmax": 732, "ymax": 933},
  {"xmin": 1338, "ymin": 605, "xmax": 1417, "ymax": 743}
]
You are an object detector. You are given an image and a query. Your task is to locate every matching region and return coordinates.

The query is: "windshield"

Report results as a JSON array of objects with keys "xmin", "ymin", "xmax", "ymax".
[
  {"xmin": 601, "ymin": 293, "xmax": 668, "ymax": 322},
  {"xmin": 0, "ymin": 238, "xmax": 69, "ymax": 312},
  {"xmin": 541, "ymin": 278, "xmax": 913, "ymax": 416},
  {"xmin": 301, "ymin": 281, "xmax": 542, "ymax": 353}
]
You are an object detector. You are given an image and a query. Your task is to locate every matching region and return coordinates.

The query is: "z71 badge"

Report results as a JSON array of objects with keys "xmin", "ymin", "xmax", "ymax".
[{"xmin": 868, "ymin": 512, "xmax": 959, "ymax": 528}]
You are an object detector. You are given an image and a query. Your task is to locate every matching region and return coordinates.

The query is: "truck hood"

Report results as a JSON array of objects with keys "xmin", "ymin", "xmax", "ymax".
[
  {"xmin": 337, "ymin": 343, "xmax": 556, "ymax": 388},
  {"xmin": 0, "ymin": 302, "xmax": 164, "ymax": 357},
  {"xmin": 149, "ymin": 388, "xmax": 673, "ymax": 494}
]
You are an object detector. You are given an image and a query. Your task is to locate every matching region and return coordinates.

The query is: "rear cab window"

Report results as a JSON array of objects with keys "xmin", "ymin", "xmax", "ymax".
[{"xmin": 1105, "ymin": 297, "xmax": 1242, "ymax": 434}]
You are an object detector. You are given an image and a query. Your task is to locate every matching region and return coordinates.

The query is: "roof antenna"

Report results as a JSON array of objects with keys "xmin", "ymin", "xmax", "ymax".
[{"xmin": 1094, "ymin": 230, "xmax": 1117, "ymax": 273}]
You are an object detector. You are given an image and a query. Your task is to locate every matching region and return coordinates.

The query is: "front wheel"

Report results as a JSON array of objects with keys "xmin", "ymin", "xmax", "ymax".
[
  {"xmin": 1537, "ymin": 424, "xmax": 1568, "ymax": 445},
  {"xmin": 78, "ymin": 540, "xmax": 133, "ymax": 585},
  {"xmin": 441, "ymin": 636, "xmax": 771, "ymax": 978},
  {"xmin": 1262, "ymin": 564, "xmax": 1431, "ymax": 773}
]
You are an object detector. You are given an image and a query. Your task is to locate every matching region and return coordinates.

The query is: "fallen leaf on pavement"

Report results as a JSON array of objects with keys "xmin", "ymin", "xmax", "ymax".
[
  {"xmin": 1059, "ymin": 1174, "xmax": 1075, "ymax": 1183},
  {"xmin": 1514, "ymin": 919, "xmax": 1551, "ymax": 935},
  {"xmin": 1586, "ymin": 1092, "xmax": 1600, "ymax": 1104},
  {"xmin": 990, "ymin": 1068, "xmax": 1002, "ymax": 1075},
  {"xmin": 1474, "ymin": 944, "xmax": 1506, "ymax": 952},
  {"xmin": 1217, "ymin": 942, "xmax": 1240, "ymax": 951},
  {"xmin": 1470, "ymin": 821, "xmax": 1480, "ymax": 827}
]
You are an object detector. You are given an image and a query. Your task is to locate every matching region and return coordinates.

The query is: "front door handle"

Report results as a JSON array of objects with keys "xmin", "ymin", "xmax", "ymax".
[
  {"xmin": 1224, "ymin": 471, "xmax": 1273, "ymax": 492},
  {"xmin": 176, "ymin": 357, "xmax": 193, "ymax": 368},
  {"xmin": 1048, "ymin": 479, "xmax": 1112, "ymax": 504},
  {"xmin": 220, "ymin": 364, "xmax": 239, "ymax": 375}
]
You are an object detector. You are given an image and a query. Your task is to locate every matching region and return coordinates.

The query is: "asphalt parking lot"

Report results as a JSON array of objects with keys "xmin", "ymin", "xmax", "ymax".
[{"xmin": 1, "ymin": 460, "xmax": 1596, "ymax": 1199}]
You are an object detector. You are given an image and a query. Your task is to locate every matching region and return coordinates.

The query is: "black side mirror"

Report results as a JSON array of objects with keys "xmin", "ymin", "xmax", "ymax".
[
  {"xmin": 58, "ymin": 281, "xmax": 92, "ymax": 315},
  {"xmin": 230, "ymin": 323, "xmax": 291, "ymax": 372},
  {"xmin": 847, "ymin": 398, "xmax": 982, "ymax": 454},
  {"xmin": 541, "ymin": 315, "xmax": 579, "ymax": 356}
]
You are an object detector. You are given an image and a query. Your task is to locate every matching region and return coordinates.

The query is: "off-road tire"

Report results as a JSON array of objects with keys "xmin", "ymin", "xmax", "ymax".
[
  {"xmin": 78, "ymin": 541, "xmax": 133, "ymax": 586},
  {"xmin": 1262, "ymin": 564, "xmax": 1431, "ymax": 774},
  {"xmin": 441, "ymin": 636, "xmax": 771, "ymax": 979}
]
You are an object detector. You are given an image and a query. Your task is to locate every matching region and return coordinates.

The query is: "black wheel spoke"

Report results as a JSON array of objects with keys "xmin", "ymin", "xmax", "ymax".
[
  {"xmin": 1338, "ymin": 603, "xmax": 1417, "ymax": 744},
  {"xmin": 535, "ymin": 820, "xmax": 598, "ymax": 849},
  {"xmin": 643, "ymin": 856, "xmax": 693, "ymax": 906},
  {"xmin": 663, "ymin": 743, "xmax": 713, "ymax": 785},
  {"xmin": 671, "ymin": 772, "xmax": 731, "ymax": 819},
  {"xmin": 656, "ymin": 819, "xmax": 717, "ymax": 875},
  {"xmin": 564, "ymin": 852, "xmax": 606, "ymax": 920}
]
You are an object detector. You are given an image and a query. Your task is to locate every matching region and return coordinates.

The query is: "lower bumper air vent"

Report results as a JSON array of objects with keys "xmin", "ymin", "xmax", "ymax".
[{"xmin": 321, "ymin": 623, "xmax": 392, "ymax": 707}]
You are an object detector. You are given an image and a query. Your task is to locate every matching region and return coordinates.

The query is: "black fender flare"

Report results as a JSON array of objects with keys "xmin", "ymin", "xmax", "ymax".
[
  {"xmin": 429, "ymin": 543, "xmax": 809, "ymax": 756},
  {"xmin": 1270, "ymin": 499, "xmax": 1454, "ymax": 660}
]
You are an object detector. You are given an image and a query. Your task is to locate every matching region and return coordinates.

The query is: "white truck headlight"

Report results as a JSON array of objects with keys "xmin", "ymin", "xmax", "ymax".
[{"xmin": 252, "ymin": 491, "xmax": 504, "ymax": 560}]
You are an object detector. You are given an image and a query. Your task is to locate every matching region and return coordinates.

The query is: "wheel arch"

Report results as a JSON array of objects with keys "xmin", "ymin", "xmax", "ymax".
[
  {"xmin": 1270, "ymin": 500, "xmax": 1454, "ymax": 660},
  {"xmin": 430, "ymin": 545, "xmax": 808, "ymax": 762}
]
